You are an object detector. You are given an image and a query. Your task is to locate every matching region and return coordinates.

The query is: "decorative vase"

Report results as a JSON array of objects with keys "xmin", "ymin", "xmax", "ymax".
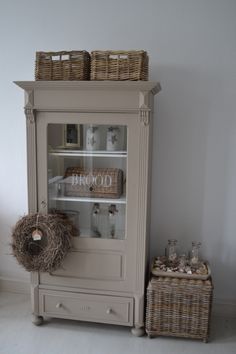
[
  {"xmin": 106, "ymin": 126, "xmax": 120, "ymax": 151},
  {"xmin": 86, "ymin": 125, "xmax": 100, "ymax": 150}
]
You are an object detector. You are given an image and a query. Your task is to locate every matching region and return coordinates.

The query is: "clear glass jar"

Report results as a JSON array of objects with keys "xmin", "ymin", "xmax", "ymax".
[
  {"xmin": 190, "ymin": 241, "xmax": 201, "ymax": 266},
  {"xmin": 167, "ymin": 239, "xmax": 178, "ymax": 262}
]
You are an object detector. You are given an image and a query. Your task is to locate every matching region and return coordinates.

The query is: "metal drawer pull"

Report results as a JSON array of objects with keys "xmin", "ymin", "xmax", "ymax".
[
  {"xmin": 56, "ymin": 302, "xmax": 62, "ymax": 309},
  {"xmin": 106, "ymin": 308, "xmax": 113, "ymax": 314}
]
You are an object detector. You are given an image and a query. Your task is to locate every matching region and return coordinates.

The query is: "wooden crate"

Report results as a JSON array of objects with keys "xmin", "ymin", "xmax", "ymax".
[{"xmin": 146, "ymin": 276, "xmax": 213, "ymax": 342}]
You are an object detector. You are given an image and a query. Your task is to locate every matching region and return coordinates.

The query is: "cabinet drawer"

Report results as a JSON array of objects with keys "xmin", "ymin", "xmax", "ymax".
[{"xmin": 39, "ymin": 290, "xmax": 133, "ymax": 326}]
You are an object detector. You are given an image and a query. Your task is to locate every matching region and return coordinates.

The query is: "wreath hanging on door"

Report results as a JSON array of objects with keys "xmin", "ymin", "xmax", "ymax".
[{"xmin": 11, "ymin": 213, "xmax": 73, "ymax": 272}]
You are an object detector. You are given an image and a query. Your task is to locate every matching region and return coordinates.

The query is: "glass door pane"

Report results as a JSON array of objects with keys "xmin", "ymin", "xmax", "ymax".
[{"xmin": 47, "ymin": 123, "xmax": 127, "ymax": 240}]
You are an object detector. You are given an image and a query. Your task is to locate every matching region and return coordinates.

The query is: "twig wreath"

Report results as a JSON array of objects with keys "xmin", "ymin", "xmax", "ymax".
[{"xmin": 11, "ymin": 213, "xmax": 73, "ymax": 272}]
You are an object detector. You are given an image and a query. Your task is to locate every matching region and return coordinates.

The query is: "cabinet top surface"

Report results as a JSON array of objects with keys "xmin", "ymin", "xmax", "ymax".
[{"xmin": 14, "ymin": 81, "xmax": 161, "ymax": 95}]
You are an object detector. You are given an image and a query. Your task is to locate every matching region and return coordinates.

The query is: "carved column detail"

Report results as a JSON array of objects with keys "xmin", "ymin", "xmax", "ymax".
[
  {"xmin": 139, "ymin": 91, "xmax": 151, "ymax": 126},
  {"xmin": 25, "ymin": 107, "xmax": 35, "ymax": 124},
  {"xmin": 139, "ymin": 108, "xmax": 150, "ymax": 126},
  {"xmin": 24, "ymin": 89, "xmax": 35, "ymax": 124}
]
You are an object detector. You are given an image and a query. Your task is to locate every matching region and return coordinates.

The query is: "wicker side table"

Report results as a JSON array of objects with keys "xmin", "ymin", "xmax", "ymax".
[{"xmin": 145, "ymin": 276, "xmax": 213, "ymax": 342}]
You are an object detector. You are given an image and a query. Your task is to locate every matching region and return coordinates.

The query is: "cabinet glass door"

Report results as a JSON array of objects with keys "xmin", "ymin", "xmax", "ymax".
[{"xmin": 47, "ymin": 123, "xmax": 127, "ymax": 240}]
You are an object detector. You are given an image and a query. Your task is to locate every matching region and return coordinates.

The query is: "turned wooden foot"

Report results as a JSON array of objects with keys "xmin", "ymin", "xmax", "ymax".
[
  {"xmin": 32, "ymin": 315, "xmax": 44, "ymax": 326},
  {"xmin": 131, "ymin": 327, "xmax": 145, "ymax": 337}
]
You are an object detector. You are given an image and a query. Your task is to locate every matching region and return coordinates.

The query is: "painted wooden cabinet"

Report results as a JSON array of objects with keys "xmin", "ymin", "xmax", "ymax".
[{"xmin": 15, "ymin": 81, "xmax": 160, "ymax": 335}]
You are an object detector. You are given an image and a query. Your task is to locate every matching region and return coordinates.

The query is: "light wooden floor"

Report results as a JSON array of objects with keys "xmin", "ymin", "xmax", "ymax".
[{"xmin": 0, "ymin": 291, "xmax": 236, "ymax": 354}]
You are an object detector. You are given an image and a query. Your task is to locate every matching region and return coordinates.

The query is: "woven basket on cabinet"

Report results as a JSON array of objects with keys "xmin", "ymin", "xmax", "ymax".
[
  {"xmin": 91, "ymin": 50, "xmax": 149, "ymax": 81},
  {"xmin": 35, "ymin": 51, "xmax": 90, "ymax": 80}
]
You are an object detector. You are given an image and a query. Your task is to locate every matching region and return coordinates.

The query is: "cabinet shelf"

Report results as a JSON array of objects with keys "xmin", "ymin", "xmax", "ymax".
[
  {"xmin": 75, "ymin": 228, "xmax": 125, "ymax": 240},
  {"xmin": 51, "ymin": 195, "xmax": 127, "ymax": 204},
  {"xmin": 49, "ymin": 149, "xmax": 127, "ymax": 158}
]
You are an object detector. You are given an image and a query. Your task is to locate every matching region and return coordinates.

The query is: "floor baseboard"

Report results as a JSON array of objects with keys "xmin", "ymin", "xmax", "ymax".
[
  {"xmin": 212, "ymin": 299, "xmax": 236, "ymax": 318},
  {"xmin": 1, "ymin": 277, "xmax": 236, "ymax": 318},
  {"xmin": 0, "ymin": 277, "xmax": 30, "ymax": 294}
]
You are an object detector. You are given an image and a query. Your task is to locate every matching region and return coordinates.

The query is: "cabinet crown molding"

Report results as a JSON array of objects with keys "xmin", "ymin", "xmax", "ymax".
[{"xmin": 14, "ymin": 81, "xmax": 161, "ymax": 95}]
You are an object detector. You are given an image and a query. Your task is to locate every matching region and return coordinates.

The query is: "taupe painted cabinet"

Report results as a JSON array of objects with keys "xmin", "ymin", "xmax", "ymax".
[{"xmin": 15, "ymin": 81, "xmax": 160, "ymax": 336}]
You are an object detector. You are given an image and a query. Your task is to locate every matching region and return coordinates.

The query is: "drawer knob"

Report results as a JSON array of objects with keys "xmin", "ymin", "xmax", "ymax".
[
  {"xmin": 106, "ymin": 308, "xmax": 112, "ymax": 314},
  {"xmin": 56, "ymin": 302, "xmax": 62, "ymax": 309}
]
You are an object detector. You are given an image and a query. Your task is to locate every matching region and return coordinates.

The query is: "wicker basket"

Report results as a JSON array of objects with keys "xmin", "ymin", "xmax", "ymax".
[
  {"xmin": 146, "ymin": 276, "xmax": 213, "ymax": 342},
  {"xmin": 35, "ymin": 51, "xmax": 90, "ymax": 80},
  {"xmin": 91, "ymin": 50, "xmax": 149, "ymax": 81},
  {"xmin": 63, "ymin": 167, "xmax": 123, "ymax": 198}
]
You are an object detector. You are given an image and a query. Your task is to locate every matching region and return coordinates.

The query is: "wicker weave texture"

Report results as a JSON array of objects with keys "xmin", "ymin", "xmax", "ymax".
[
  {"xmin": 91, "ymin": 50, "xmax": 149, "ymax": 81},
  {"xmin": 64, "ymin": 167, "xmax": 123, "ymax": 198},
  {"xmin": 35, "ymin": 51, "xmax": 90, "ymax": 80},
  {"xmin": 146, "ymin": 276, "xmax": 213, "ymax": 342}
]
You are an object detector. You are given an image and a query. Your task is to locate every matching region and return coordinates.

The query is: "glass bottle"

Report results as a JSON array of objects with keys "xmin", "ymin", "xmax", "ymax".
[
  {"xmin": 107, "ymin": 204, "xmax": 118, "ymax": 238},
  {"xmin": 167, "ymin": 239, "xmax": 178, "ymax": 262},
  {"xmin": 190, "ymin": 241, "xmax": 201, "ymax": 266},
  {"xmin": 91, "ymin": 203, "xmax": 101, "ymax": 237}
]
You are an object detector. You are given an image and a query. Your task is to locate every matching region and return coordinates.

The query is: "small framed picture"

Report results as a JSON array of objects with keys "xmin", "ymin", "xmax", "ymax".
[{"xmin": 63, "ymin": 124, "xmax": 83, "ymax": 148}]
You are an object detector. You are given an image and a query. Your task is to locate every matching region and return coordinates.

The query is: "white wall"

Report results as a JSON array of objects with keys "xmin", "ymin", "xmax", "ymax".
[{"xmin": 0, "ymin": 0, "xmax": 236, "ymax": 304}]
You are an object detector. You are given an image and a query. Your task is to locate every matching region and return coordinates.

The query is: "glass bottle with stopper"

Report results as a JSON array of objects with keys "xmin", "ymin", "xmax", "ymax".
[
  {"xmin": 91, "ymin": 203, "xmax": 101, "ymax": 237},
  {"xmin": 190, "ymin": 241, "xmax": 201, "ymax": 266},
  {"xmin": 167, "ymin": 239, "xmax": 178, "ymax": 262},
  {"xmin": 107, "ymin": 204, "xmax": 118, "ymax": 238},
  {"xmin": 178, "ymin": 254, "xmax": 187, "ymax": 272}
]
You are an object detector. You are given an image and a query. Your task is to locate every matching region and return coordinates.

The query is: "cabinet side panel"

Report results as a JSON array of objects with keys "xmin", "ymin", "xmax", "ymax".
[
  {"xmin": 134, "ymin": 92, "xmax": 153, "ymax": 327},
  {"xmin": 25, "ymin": 109, "xmax": 38, "ymax": 213}
]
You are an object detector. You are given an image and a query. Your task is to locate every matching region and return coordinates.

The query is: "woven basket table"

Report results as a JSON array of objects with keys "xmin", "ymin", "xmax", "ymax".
[{"xmin": 145, "ymin": 276, "xmax": 213, "ymax": 342}]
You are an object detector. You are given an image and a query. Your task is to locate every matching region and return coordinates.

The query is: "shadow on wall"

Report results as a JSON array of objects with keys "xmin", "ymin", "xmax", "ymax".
[
  {"xmin": 0, "ymin": 213, "xmax": 17, "ymax": 251},
  {"xmin": 0, "ymin": 203, "xmax": 27, "ymax": 257},
  {"xmin": 149, "ymin": 64, "xmax": 236, "ymax": 299}
]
